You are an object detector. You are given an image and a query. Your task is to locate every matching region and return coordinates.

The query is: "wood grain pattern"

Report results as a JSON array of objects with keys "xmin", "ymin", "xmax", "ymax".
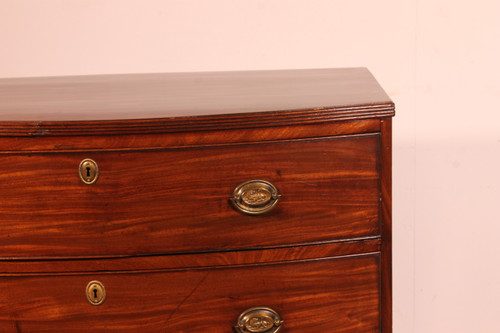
[
  {"xmin": 0, "ymin": 134, "xmax": 380, "ymax": 258},
  {"xmin": 0, "ymin": 68, "xmax": 394, "ymax": 332},
  {"xmin": 0, "ymin": 238, "xmax": 381, "ymax": 275},
  {"xmin": 0, "ymin": 119, "xmax": 380, "ymax": 152},
  {"xmin": 0, "ymin": 254, "xmax": 380, "ymax": 332},
  {"xmin": 0, "ymin": 68, "xmax": 392, "ymax": 124},
  {"xmin": 0, "ymin": 104, "xmax": 393, "ymax": 137},
  {"xmin": 380, "ymin": 118, "xmax": 392, "ymax": 333}
]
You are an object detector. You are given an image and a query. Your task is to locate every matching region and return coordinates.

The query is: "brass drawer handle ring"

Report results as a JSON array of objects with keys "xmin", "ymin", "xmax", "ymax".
[
  {"xmin": 235, "ymin": 307, "xmax": 283, "ymax": 333},
  {"xmin": 230, "ymin": 180, "xmax": 280, "ymax": 215}
]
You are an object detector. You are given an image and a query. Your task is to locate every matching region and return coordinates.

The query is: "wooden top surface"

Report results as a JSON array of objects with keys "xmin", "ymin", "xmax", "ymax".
[{"xmin": 0, "ymin": 68, "xmax": 394, "ymax": 136}]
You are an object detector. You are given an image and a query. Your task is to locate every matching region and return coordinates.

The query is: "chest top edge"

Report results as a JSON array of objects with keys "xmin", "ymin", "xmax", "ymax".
[{"xmin": 0, "ymin": 68, "xmax": 394, "ymax": 137}]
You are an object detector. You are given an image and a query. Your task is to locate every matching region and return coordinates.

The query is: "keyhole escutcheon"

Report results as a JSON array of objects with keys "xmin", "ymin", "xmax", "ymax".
[
  {"xmin": 86, "ymin": 280, "xmax": 106, "ymax": 305},
  {"xmin": 79, "ymin": 158, "xmax": 99, "ymax": 185}
]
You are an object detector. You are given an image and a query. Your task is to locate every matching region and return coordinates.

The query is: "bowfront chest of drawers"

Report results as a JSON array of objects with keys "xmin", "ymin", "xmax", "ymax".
[{"xmin": 0, "ymin": 68, "xmax": 394, "ymax": 332}]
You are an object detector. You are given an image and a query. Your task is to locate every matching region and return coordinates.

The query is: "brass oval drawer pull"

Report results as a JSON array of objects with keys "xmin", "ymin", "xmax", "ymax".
[
  {"xmin": 86, "ymin": 280, "xmax": 106, "ymax": 306},
  {"xmin": 230, "ymin": 180, "xmax": 280, "ymax": 215},
  {"xmin": 79, "ymin": 158, "xmax": 99, "ymax": 185},
  {"xmin": 235, "ymin": 307, "xmax": 283, "ymax": 333}
]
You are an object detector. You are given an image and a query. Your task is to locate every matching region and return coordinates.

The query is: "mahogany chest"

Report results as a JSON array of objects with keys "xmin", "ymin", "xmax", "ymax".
[{"xmin": 0, "ymin": 68, "xmax": 394, "ymax": 332}]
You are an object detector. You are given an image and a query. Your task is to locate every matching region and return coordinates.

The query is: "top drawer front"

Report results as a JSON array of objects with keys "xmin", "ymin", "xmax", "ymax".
[{"xmin": 0, "ymin": 134, "xmax": 380, "ymax": 258}]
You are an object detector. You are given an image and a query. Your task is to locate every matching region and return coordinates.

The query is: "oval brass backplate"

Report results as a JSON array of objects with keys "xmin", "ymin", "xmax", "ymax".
[
  {"xmin": 235, "ymin": 307, "xmax": 283, "ymax": 333},
  {"xmin": 86, "ymin": 280, "xmax": 106, "ymax": 306},
  {"xmin": 230, "ymin": 180, "xmax": 280, "ymax": 215},
  {"xmin": 79, "ymin": 158, "xmax": 99, "ymax": 185}
]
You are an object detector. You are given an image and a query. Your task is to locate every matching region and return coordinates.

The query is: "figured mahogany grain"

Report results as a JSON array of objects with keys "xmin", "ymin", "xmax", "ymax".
[
  {"xmin": 381, "ymin": 118, "xmax": 393, "ymax": 333},
  {"xmin": 0, "ymin": 119, "xmax": 380, "ymax": 152},
  {"xmin": 0, "ymin": 254, "xmax": 380, "ymax": 332},
  {"xmin": 0, "ymin": 238, "xmax": 380, "ymax": 275},
  {"xmin": 0, "ymin": 134, "xmax": 380, "ymax": 258},
  {"xmin": 0, "ymin": 68, "xmax": 394, "ymax": 332}
]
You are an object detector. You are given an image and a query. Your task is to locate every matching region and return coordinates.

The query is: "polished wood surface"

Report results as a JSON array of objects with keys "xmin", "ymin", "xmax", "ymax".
[
  {"xmin": 0, "ymin": 68, "xmax": 394, "ymax": 332},
  {"xmin": 0, "ymin": 254, "xmax": 380, "ymax": 332},
  {"xmin": 0, "ymin": 119, "xmax": 380, "ymax": 152},
  {"xmin": 0, "ymin": 238, "xmax": 381, "ymax": 275},
  {"xmin": 0, "ymin": 134, "xmax": 380, "ymax": 258},
  {"xmin": 381, "ymin": 118, "xmax": 393, "ymax": 333},
  {"xmin": 0, "ymin": 103, "xmax": 394, "ymax": 136},
  {"xmin": 0, "ymin": 68, "xmax": 391, "ymax": 121}
]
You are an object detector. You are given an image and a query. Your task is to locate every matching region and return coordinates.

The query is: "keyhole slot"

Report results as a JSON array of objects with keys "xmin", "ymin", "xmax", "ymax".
[
  {"xmin": 93, "ymin": 288, "xmax": 98, "ymax": 299},
  {"xmin": 86, "ymin": 166, "xmax": 91, "ymax": 178}
]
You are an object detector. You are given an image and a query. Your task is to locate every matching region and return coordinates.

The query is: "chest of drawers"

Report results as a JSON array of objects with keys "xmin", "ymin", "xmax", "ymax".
[{"xmin": 0, "ymin": 68, "xmax": 394, "ymax": 332}]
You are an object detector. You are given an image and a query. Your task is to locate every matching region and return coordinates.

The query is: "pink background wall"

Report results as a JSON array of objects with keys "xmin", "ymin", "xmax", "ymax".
[{"xmin": 1, "ymin": 1, "xmax": 499, "ymax": 331}]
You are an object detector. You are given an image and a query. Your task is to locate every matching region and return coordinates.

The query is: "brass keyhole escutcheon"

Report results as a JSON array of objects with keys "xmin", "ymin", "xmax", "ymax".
[
  {"xmin": 86, "ymin": 280, "xmax": 106, "ymax": 306},
  {"xmin": 79, "ymin": 159, "xmax": 99, "ymax": 185}
]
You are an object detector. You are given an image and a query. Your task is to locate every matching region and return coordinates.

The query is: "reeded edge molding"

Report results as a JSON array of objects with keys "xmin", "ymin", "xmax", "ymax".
[{"xmin": 0, "ymin": 103, "xmax": 394, "ymax": 137}]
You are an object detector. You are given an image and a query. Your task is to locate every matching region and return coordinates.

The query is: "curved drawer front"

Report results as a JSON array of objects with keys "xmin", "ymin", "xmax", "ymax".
[
  {"xmin": 0, "ymin": 134, "xmax": 380, "ymax": 258},
  {"xmin": 0, "ymin": 254, "xmax": 380, "ymax": 332}
]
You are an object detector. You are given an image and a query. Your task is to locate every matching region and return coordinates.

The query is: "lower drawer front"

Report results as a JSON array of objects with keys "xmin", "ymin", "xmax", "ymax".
[{"xmin": 0, "ymin": 254, "xmax": 380, "ymax": 332}]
